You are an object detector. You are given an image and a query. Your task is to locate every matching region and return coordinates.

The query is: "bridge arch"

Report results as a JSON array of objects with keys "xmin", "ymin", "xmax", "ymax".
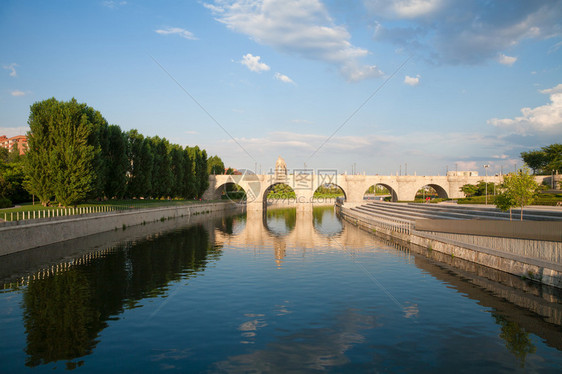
[
  {"xmin": 213, "ymin": 181, "xmax": 249, "ymax": 202},
  {"xmin": 363, "ymin": 183, "xmax": 398, "ymax": 202},
  {"xmin": 263, "ymin": 182, "xmax": 298, "ymax": 206},
  {"xmin": 415, "ymin": 183, "xmax": 449, "ymax": 200},
  {"xmin": 313, "ymin": 183, "xmax": 346, "ymax": 202}
]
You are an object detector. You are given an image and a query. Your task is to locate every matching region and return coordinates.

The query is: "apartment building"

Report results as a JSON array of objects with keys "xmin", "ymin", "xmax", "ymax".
[{"xmin": 0, "ymin": 135, "xmax": 28, "ymax": 155}]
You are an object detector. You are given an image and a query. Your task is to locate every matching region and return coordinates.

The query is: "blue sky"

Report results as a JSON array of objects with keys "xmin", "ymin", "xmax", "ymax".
[{"xmin": 1, "ymin": 0, "xmax": 561, "ymax": 176}]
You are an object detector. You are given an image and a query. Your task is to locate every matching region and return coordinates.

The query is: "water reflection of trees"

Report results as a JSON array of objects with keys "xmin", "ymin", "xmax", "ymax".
[
  {"xmin": 493, "ymin": 313, "xmax": 537, "ymax": 368},
  {"xmin": 313, "ymin": 206, "xmax": 343, "ymax": 237},
  {"xmin": 265, "ymin": 208, "xmax": 296, "ymax": 236},
  {"xmin": 23, "ymin": 224, "xmax": 218, "ymax": 369},
  {"xmin": 215, "ymin": 213, "xmax": 246, "ymax": 235}
]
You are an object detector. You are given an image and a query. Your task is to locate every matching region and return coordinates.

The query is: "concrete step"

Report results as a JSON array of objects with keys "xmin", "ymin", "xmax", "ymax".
[
  {"xmin": 363, "ymin": 201, "xmax": 562, "ymax": 221},
  {"xmin": 356, "ymin": 204, "xmax": 467, "ymax": 221},
  {"xmin": 362, "ymin": 202, "xmax": 508, "ymax": 221}
]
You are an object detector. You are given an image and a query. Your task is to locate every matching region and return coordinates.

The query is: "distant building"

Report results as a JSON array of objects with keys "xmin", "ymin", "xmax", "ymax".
[
  {"xmin": 447, "ymin": 171, "xmax": 478, "ymax": 177},
  {"xmin": 275, "ymin": 156, "xmax": 287, "ymax": 180},
  {"xmin": 0, "ymin": 135, "xmax": 28, "ymax": 155}
]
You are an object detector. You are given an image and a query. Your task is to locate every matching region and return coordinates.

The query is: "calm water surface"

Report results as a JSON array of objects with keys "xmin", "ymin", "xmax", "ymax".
[{"xmin": 1, "ymin": 206, "xmax": 561, "ymax": 373}]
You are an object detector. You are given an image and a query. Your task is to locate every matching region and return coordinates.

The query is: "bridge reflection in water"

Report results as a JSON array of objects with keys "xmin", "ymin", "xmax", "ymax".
[
  {"xmin": 214, "ymin": 206, "xmax": 382, "ymax": 265},
  {"xmin": 0, "ymin": 206, "xmax": 561, "ymax": 371}
]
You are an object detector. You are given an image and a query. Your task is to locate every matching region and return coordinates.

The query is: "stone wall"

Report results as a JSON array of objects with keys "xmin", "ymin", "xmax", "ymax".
[
  {"xmin": 0, "ymin": 202, "xmax": 241, "ymax": 256},
  {"xmin": 338, "ymin": 206, "xmax": 562, "ymax": 289}
]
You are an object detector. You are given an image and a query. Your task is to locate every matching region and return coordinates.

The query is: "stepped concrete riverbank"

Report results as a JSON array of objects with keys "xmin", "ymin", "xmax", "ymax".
[
  {"xmin": 0, "ymin": 201, "xmax": 242, "ymax": 256},
  {"xmin": 338, "ymin": 202, "xmax": 562, "ymax": 289}
]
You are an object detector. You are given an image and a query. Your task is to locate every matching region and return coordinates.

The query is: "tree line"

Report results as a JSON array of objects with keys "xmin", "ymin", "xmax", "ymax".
[
  {"xmin": 0, "ymin": 146, "xmax": 28, "ymax": 207},
  {"xmin": 22, "ymin": 97, "xmax": 222, "ymax": 207},
  {"xmin": 521, "ymin": 144, "xmax": 562, "ymax": 174}
]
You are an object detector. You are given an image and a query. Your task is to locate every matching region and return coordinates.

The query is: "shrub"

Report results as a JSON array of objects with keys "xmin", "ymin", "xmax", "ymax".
[{"xmin": 0, "ymin": 197, "xmax": 12, "ymax": 208}]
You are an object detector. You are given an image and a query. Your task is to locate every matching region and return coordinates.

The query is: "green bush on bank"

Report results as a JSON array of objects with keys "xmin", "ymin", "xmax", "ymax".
[
  {"xmin": 0, "ymin": 197, "xmax": 12, "ymax": 209},
  {"xmin": 455, "ymin": 193, "xmax": 562, "ymax": 206},
  {"xmin": 413, "ymin": 198, "xmax": 450, "ymax": 203}
]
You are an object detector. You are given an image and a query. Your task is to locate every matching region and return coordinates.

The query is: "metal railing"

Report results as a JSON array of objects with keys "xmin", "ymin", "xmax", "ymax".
[
  {"xmin": 0, "ymin": 205, "xmax": 119, "ymax": 223},
  {"xmin": 341, "ymin": 207, "xmax": 412, "ymax": 235},
  {"xmin": 0, "ymin": 200, "xmax": 224, "ymax": 225}
]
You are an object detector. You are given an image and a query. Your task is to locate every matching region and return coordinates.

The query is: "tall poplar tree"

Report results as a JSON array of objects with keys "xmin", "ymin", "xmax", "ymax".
[
  {"xmin": 150, "ymin": 137, "xmax": 172, "ymax": 198},
  {"xmin": 104, "ymin": 125, "xmax": 128, "ymax": 198},
  {"xmin": 170, "ymin": 144, "xmax": 185, "ymax": 198},
  {"xmin": 25, "ymin": 98, "xmax": 57, "ymax": 205},
  {"xmin": 182, "ymin": 147, "xmax": 195, "ymax": 198},
  {"xmin": 50, "ymin": 99, "xmax": 96, "ymax": 206}
]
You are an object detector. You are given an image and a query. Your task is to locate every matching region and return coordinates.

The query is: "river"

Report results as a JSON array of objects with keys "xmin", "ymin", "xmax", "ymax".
[{"xmin": 0, "ymin": 206, "xmax": 561, "ymax": 373}]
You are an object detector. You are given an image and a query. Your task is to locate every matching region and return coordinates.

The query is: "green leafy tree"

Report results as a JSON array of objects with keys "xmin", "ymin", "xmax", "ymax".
[
  {"xmin": 189, "ymin": 146, "xmax": 208, "ymax": 198},
  {"xmin": 83, "ymin": 105, "xmax": 109, "ymax": 199},
  {"xmin": 197, "ymin": 148, "xmax": 209, "ymax": 198},
  {"xmin": 126, "ymin": 130, "xmax": 153, "ymax": 198},
  {"xmin": 495, "ymin": 189, "xmax": 516, "ymax": 220},
  {"xmin": 542, "ymin": 143, "xmax": 562, "ymax": 173},
  {"xmin": 25, "ymin": 98, "xmax": 58, "ymax": 205},
  {"xmin": 521, "ymin": 143, "xmax": 562, "ymax": 174},
  {"xmin": 7, "ymin": 143, "xmax": 23, "ymax": 163},
  {"xmin": 104, "ymin": 125, "xmax": 128, "ymax": 199},
  {"xmin": 0, "ymin": 148, "xmax": 8, "ymax": 163},
  {"xmin": 520, "ymin": 150, "xmax": 547, "ymax": 174},
  {"xmin": 182, "ymin": 148, "xmax": 195, "ymax": 198},
  {"xmin": 170, "ymin": 144, "xmax": 185, "ymax": 198},
  {"xmin": 0, "ymin": 159, "xmax": 11, "ymax": 202},
  {"xmin": 25, "ymin": 98, "xmax": 111, "ymax": 206},
  {"xmin": 501, "ymin": 168, "xmax": 539, "ymax": 221},
  {"xmin": 49, "ymin": 100, "xmax": 96, "ymax": 206},
  {"xmin": 207, "ymin": 155, "xmax": 225, "ymax": 175},
  {"xmin": 150, "ymin": 136, "xmax": 173, "ymax": 198},
  {"xmin": 460, "ymin": 183, "xmax": 478, "ymax": 197}
]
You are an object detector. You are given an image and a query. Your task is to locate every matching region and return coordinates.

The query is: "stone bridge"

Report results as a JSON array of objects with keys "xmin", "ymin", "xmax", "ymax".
[{"xmin": 202, "ymin": 171, "xmax": 520, "ymax": 210}]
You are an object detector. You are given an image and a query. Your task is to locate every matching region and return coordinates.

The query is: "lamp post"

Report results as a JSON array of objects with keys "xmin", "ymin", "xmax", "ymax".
[{"xmin": 483, "ymin": 164, "xmax": 490, "ymax": 205}]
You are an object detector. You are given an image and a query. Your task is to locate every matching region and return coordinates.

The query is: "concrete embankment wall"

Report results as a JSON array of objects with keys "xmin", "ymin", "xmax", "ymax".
[
  {"xmin": 415, "ymin": 219, "xmax": 562, "ymax": 242},
  {"xmin": 338, "ymin": 206, "xmax": 562, "ymax": 289},
  {"xmin": 0, "ymin": 202, "xmax": 242, "ymax": 256}
]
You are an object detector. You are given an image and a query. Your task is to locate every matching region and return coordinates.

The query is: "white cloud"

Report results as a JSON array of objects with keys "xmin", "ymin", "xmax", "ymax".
[
  {"xmin": 155, "ymin": 27, "xmax": 198, "ymax": 40},
  {"xmin": 497, "ymin": 53, "xmax": 517, "ymax": 66},
  {"xmin": 540, "ymin": 83, "xmax": 562, "ymax": 95},
  {"xmin": 291, "ymin": 119, "xmax": 314, "ymax": 124},
  {"xmin": 492, "ymin": 154, "xmax": 509, "ymax": 160},
  {"xmin": 0, "ymin": 126, "xmax": 29, "ymax": 137},
  {"xmin": 369, "ymin": 1, "xmax": 562, "ymax": 65},
  {"xmin": 102, "ymin": 1, "xmax": 127, "ymax": 9},
  {"xmin": 365, "ymin": 0, "xmax": 444, "ymax": 19},
  {"xmin": 404, "ymin": 74, "xmax": 420, "ymax": 86},
  {"xmin": 185, "ymin": 130, "xmax": 199, "ymax": 135},
  {"xmin": 453, "ymin": 161, "xmax": 479, "ymax": 172},
  {"xmin": 274, "ymin": 72, "xmax": 295, "ymax": 84},
  {"xmin": 488, "ymin": 83, "xmax": 562, "ymax": 135},
  {"xmin": 10, "ymin": 90, "xmax": 25, "ymax": 97},
  {"xmin": 240, "ymin": 54, "xmax": 270, "ymax": 72},
  {"xmin": 206, "ymin": 0, "xmax": 382, "ymax": 81},
  {"xmin": 208, "ymin": 128, "xmax": 517, "ymax": 176},
  {"xmin": 549, "ymin": 40, "xmax": 562, "ymax": 54},
  {"xmin": 3, "ymin": 63, "xmax": 17, "ymax": 77}
]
